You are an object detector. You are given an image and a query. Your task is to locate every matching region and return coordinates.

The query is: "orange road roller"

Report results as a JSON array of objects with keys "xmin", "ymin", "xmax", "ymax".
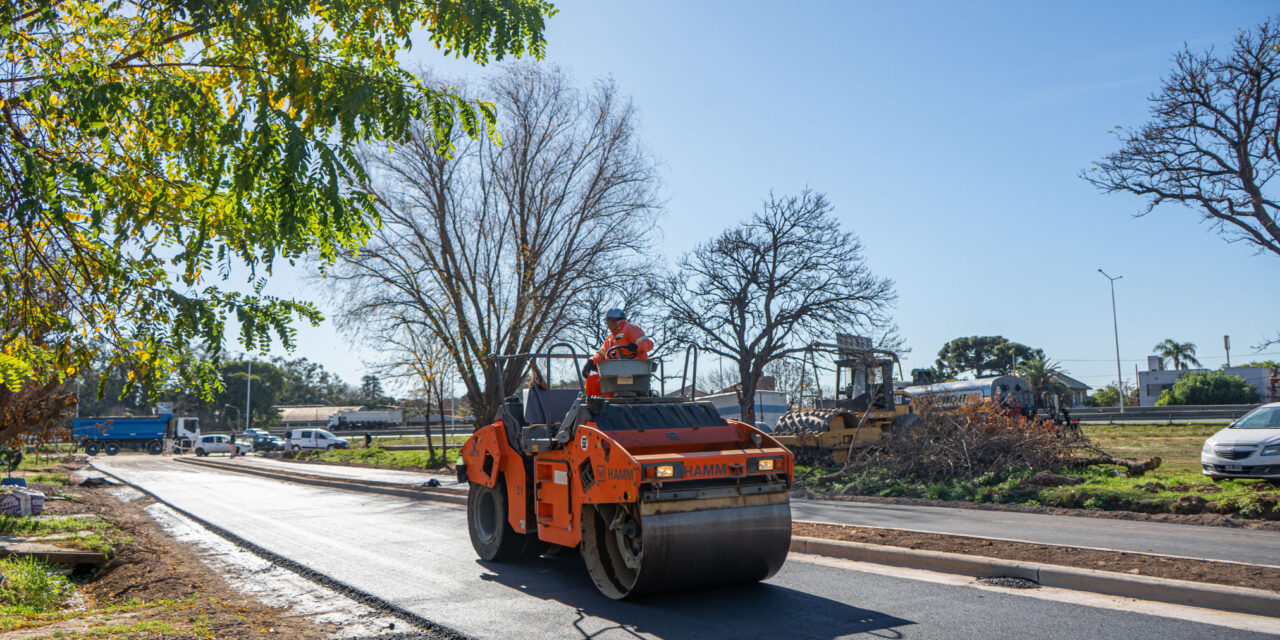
[{"xmin": 457, "ymin": 346, "xmax": 793, "ymax": 599}]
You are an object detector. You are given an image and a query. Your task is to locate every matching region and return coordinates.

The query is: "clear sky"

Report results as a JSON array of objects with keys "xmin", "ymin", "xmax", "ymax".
[{"xmin": 241, "ymin": 1, "xmax": 1280, "ymax": 395}]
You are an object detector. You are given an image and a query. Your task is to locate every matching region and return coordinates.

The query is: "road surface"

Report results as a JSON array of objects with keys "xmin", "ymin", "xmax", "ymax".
[
  {"xmin": 195, "ymin": 454, "xmax": 1280, "ymax": 566},
  {"xmin": 93, "ymin": 457, "xmax": 1277, "ymax": 639}
]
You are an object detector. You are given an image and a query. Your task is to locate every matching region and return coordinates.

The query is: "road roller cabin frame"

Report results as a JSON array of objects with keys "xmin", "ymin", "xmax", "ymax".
[
  {"xmin": 457, "ymin": 342, "xmax": 794, "ymax": 599},
  {"xmin": 773, "ymin": 342, "xmax": 918, "ymax": 464}
]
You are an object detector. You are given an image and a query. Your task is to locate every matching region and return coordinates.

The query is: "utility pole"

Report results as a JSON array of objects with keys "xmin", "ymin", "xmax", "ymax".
[
  {"xmin": 1134, "ymin": 363, "xmax": 1140, "ymax": 407},
  {"xmin": 1225, "ymin": 335, "xmax": 1231, "ymax": 368},
  {"xmin": 1098, "ymin": 269, "xmax": 1124, "ymax": 413},
  {"xmin": 244, "ymin": 359, "xmax": 252, "ymax": 432}
]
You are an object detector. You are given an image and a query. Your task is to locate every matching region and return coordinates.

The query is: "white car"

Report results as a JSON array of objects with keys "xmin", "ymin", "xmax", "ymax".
[
  {"xmin": 193, "ymin": 434, "xmax": 253, "ymax": 457},
  {"xmin": 1201, "ymin": 402, "xmax": 1280, "ymax": 481},
  {"xmin": 284, "ymin": 428, "xmax": 349, "ymax": 452}
]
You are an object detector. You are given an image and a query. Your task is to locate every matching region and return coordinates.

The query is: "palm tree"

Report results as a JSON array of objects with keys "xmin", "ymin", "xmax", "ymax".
[
  {"xmin": 1015, "ymin": 357, "xmax": 1071, "ymax": 408},
  {"xmin": 1152, "ymin": 339, "xmax": 1202, "ymax": 370}
]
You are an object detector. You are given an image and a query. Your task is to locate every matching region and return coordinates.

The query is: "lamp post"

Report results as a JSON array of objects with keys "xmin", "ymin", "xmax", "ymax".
[{"xmin": 1098, "ymin": 269, "xmax": 1124, "ymax": 413}]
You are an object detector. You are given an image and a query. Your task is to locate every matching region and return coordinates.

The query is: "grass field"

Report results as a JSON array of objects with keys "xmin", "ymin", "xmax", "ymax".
[
  {"xmin": 367, "ymin": 435, "xmax": 467, "ymax": 447},
  {"xmin": 1081, "ymin": 422, "xmax": 1223, "ymax": 473},
  {"xmin": 306, "ymin": 446, "xmax": 458, "ymax": 471}
]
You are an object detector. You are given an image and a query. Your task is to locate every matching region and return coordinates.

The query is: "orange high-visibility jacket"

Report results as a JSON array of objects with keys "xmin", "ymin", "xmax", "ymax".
[{"xmin": 590, "ymin": 321, "xmax": 655, "ymax": 365}]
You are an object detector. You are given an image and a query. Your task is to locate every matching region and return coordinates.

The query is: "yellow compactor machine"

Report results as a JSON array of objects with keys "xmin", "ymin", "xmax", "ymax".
[{"xmin": 772, "ymin": 336, "xmax": 919, "ymax": 464}]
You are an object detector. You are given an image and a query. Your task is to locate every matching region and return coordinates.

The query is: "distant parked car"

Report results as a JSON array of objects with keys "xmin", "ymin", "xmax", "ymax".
[
  {"xmin": 1201, "ymin": 402, "xmax": 1280, "ymax": 481},
  {"xmin": 243, "ymin": 428, "xmax": 270, "ymax": 439},
  {"xmin": 284, "ymin": 429, "xmax": 349, "ymax": 452},
  {"xmin": 193, "ymin": 435, "xmax": 252, "ymax": 457},
  {"xmin": 252, "ymin": 435, "xmax": 286, "ymax": 452}
]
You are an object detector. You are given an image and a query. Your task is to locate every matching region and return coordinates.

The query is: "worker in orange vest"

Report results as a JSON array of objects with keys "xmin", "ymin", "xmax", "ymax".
[{"xmin": 582, "ymin": 308, "xmax": 655, "ymax": 396}]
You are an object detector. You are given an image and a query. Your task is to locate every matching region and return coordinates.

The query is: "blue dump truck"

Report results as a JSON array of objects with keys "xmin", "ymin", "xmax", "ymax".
[{"xmin": 71, "ymin": 414, "xmax": 201, "ymax": 456}]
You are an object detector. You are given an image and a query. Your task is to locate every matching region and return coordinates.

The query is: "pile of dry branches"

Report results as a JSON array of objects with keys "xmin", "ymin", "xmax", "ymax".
[{"xmin": 827, "ymin": 402, "xmax": 1157, "ymax": 482}]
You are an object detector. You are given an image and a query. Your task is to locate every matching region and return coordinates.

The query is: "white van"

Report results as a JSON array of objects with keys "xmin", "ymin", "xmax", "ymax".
[{"xmin": 285, "ymin": 428, "xmax": 349, "ymax": 452}]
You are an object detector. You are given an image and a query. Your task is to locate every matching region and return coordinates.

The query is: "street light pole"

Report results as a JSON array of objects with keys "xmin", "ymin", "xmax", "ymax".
[{"xmin": 1098, "ymin": 269, "xmax": 1124, "ymax": 413}]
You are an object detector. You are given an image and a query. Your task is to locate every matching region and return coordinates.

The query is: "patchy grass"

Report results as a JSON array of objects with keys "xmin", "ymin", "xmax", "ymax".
[
  {"xmin": 1081, "ymin": 422, "xmax": 1221, "ymax": 473},
  {"xmin": 1038, "ymin": 467, "xmax": 1278, "ymax": 516},
  {"xmin": 304, "ymin": 446, "xmax": 457, "ymax": 470},
  {"xmin": 0, "ymin": 515, "xmax": 101, "ymax": 537},
  {"xmin": 0, "ymin": 515, "xmax": 130, "ymax": 556},
  {"xmin": 361, "ymin": 434, "xmax": 467, "ymax": 447},
  {"xmin": 795, "ymin": 465, "xmax": 1042, "ymax": 505},
  {"xmin": 25, "ymin": 472, "xmax": 70, "ymax": 486},
  {"xmin": 796, "ymin": 462, "xmax": 1280, "ymax": 519},
  {"xmin": 0, "ymin": 556, "xmax": 74, "ymax": 613},
  {"xmin": 14, "ymin": 453, "xmax": 75, "ymax": 473},
  {"xmin": 0, "ymin": 596, "xmax": 216, "ymax": 638}
]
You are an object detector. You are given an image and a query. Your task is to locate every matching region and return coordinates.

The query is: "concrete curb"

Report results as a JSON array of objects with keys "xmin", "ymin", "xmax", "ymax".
[
  {"xmin": 175, "ymin": 458, "xmax": 467, "ymax": 506},
  {"xmin": 0, "ymin": 542, "xmax": 107, "ymax": 565},
  {"xmin": 792, "ymin": 536, "xmax": 1280, "ymax": 618}
]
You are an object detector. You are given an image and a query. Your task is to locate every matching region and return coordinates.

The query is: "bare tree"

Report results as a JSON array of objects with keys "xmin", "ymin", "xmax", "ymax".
[
  {"xmin": 372, "ymin": 329, "xmax": 454, "ymax": 458},
  {"xmin": 328, "ymin": 65, "xmax": 660, "ymax": 423},
  {"xmin": 763, "ymin": 357, "xmax": 810, "ymax": 411},
  {"xmin": 652, "ymin": 190, "xmax": 895, "ymax": 424},
  {"xmin": 1084, "ymin": 18, "xmax": 1280, "ymax": 257}
]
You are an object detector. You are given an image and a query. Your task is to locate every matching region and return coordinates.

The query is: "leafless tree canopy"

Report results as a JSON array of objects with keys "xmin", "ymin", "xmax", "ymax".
[
  {"xmin": 1084, "ymin": 18, "xmax": 1280, "ymax": 257},
  {"xmin": 652, "ymin": 190, "xmax": 895, "ymax": 424},
  {"xmin": 328, "ymin": 65, "xmax": 660, "ymax": 422}
]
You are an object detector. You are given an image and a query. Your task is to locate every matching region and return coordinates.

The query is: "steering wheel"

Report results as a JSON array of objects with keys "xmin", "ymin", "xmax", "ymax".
[{"xmin": 605, "ymin": 345, "xmax": 636, "ymax": 360}]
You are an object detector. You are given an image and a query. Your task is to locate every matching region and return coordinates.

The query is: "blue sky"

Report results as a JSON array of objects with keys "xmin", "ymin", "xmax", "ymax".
[{"xmin": 244, "ymin": 1, "xmax": 1280, "ymax": 394}]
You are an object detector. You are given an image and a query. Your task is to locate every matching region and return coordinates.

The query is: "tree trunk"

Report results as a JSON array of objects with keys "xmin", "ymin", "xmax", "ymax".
[
  {"xmin": 436, "ymin": 380, "xmax": 448, "ymax": 462},
  {"xmin": 738, "ymin": 362, "xmax": 758, "ymax": 425},
  {"xmin": 424, "ymin": 403, "xmax": 436, "ymax": 458}
]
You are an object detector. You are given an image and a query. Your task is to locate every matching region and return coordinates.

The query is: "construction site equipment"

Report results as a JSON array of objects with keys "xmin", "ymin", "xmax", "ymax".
[
  {"xmin": 772, "ymin": 338, "xmax": 918, "ymax": 464},
  {"xmin": 458, "ymin": 343, "xmax": 793, "ymax": 599}
]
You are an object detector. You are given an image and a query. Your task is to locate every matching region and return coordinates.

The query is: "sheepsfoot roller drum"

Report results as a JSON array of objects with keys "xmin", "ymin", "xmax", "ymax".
[{"xmin": 459, "ymin": 352, "xmax": 794, "ymax": 600}]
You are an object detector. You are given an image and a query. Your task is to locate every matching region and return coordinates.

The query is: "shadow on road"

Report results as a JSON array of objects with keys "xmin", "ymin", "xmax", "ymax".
[{"xmin": 479, "ymin": 554, "xmax": 913, "ymax": 640}]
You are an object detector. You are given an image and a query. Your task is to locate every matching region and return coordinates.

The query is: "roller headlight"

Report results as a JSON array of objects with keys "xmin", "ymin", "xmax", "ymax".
[
  {"xmin": 758, "ymin": 459, "xmax": 775, "ymax": 471},
  {"xmin": 655, "ymin": 464, "xmax": 675, "ymax": 478},
  {"xmin": 1262, "ymin": 444, "xmax": 1280, "ymax": 457}
]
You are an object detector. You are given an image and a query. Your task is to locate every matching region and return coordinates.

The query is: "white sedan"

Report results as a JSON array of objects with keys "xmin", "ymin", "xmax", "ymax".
[
  {"xmin": 1201, "ymin": 402, "xmax": 1280, "ymax": 481},
  {"xmin": 193, "ymin": 434, "xmax": 253, "ymax": 457}
]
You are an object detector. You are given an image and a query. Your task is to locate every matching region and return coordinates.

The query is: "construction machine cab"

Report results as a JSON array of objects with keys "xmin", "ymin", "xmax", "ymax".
[
  {"xmin": 832, "ymin": 354, "xmax": 896, "ymax": 413},
  {"xmin": 492, "ymin": 344, "xmax": 669, "ymax": 457}
]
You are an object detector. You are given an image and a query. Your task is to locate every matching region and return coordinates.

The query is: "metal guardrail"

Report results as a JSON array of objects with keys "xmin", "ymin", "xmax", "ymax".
[{"xmin": 1069, "ymin": 404, "xmax": 1259, "ymax": 424}]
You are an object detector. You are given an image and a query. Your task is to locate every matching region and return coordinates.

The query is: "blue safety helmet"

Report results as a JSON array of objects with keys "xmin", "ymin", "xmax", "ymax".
[{"xmin": 604, "ymin": 308, "xmax": 626, "ymax": 321}]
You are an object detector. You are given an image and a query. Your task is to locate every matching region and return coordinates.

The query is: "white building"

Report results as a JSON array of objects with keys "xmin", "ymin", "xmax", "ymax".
[{"xmin": 1136, "ymin": 358, "xmax": 1276, "ymax": 406}]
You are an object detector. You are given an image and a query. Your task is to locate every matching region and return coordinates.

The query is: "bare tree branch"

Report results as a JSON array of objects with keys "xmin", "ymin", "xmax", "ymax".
[
  {"xmin": 1083, "ymin": 18, "xmax": 1280, "ymax": 257},
  {"xmin": 327, "ymin": 65, "xmax": 660, "ymax": 422},
  {"xmin": 652, "ymin": 190, "xmax": 895, "ymax": 424}
]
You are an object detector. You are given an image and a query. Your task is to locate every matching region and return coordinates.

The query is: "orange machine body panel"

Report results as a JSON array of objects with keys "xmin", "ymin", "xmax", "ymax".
[
  {"xmin": 460, "ymin": 421, "xmax": 532, "ymax": 534},
  {"xmin": 460, "ymin": 412, "xmax": 794, "ymax": 548}
]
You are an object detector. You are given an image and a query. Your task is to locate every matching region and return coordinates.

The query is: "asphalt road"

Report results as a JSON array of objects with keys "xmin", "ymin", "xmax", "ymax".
[
  {"xmin": 93, "ymin": 457, "xmax": 1277, "ymax": 640},
  {"xmin": 197, "ymin": 454, "xmax": 1280, "ymax": 566}
]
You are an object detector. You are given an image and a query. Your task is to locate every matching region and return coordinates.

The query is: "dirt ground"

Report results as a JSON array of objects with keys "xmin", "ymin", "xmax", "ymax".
[
  {"xmin": 792, "ymin": 489, "xmax": 1280, "ymax": 531},
  {"xmin": 2, "ymin": 458, "xmax": 330, "ymax": 639},
  {"xmin": 794, "ymin": 521, "xmax": 1280, "ymax": 592}
]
